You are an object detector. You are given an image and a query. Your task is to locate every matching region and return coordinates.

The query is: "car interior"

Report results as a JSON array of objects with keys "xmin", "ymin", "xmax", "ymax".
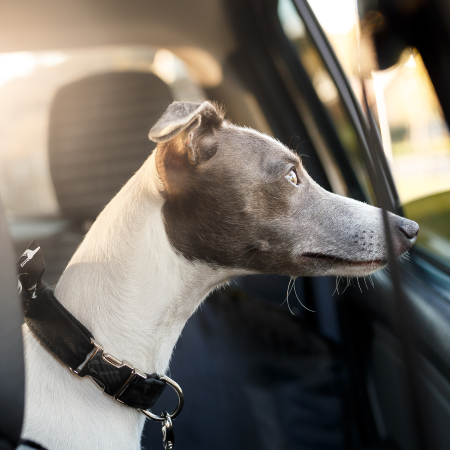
[{"xmin": 1, "ymin": 1, "xmax": 450, "ymax": 450}]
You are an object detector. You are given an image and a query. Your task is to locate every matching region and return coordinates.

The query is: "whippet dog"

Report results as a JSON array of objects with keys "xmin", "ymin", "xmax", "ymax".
[{"xmin": 21, "ymin": 101, "xmax": 418, "ymax": 449}]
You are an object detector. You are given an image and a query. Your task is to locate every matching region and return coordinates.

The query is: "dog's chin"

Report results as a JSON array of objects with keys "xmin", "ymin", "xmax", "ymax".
[{"xmin": 298, "ymin": 253, "xmax": 388, "ymax": 277}]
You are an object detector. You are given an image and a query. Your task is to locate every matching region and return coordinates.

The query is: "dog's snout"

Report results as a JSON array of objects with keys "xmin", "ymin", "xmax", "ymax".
[{"xmin": 399, "ymin": 218, "xmax": 419, "ymax": 241}]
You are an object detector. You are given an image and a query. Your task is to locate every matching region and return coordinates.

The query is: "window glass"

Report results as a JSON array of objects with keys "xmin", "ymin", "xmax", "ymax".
[
  {"xmin": 279, "ymin": 0, "xmax": 450, "ymax": 269},
  {"xmin": 278, "ymin": 0, "xmax": 373, "ymax": 202},
  {"xmin": 371, "ymin": 50, "xmax": 450, "ymax": 267}
]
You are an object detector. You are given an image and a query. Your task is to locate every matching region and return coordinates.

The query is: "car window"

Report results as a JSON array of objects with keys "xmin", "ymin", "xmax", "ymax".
[
  {"xmin": 278, "ymin": 0, "xmax": 374, "ymax": 203},
  {"xmin": 371, "ymin": 51, "xmax": 450, "ymax": 269},
  {"xmin": 278, "ymin": 0, "xmax": 450, "ymax": 270}
]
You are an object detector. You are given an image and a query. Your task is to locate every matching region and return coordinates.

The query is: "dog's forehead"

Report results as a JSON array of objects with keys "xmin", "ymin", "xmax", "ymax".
[{"xmin": 218, "ymin": 124, "xmax": 299, "ymax": 163}]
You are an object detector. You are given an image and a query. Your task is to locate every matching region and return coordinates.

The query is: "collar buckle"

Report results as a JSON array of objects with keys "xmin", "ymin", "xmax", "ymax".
[{"xmin": 70, "ymin": 339, "xmax": 147, "ymax": 403}]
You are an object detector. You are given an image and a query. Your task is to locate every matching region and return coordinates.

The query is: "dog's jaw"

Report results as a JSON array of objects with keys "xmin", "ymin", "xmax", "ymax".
[
  {"xmin": 21, "ymin": 152, "xmax": 239, "ymax": 450},
  {"xmin": 296, "ymin": 253, "xmax": 387, "ymax": 277}
]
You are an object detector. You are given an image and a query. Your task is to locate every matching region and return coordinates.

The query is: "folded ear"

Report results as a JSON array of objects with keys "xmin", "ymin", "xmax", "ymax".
[
  {"xmin": 149, "ymin": 101, "xmax": 223, "ymax": 170},
  {"xmin": 149, "ymin": 101, "xmax": 219, "ymax": 143},
  {"xmin": 151, "ymin": 101, "xmax": 224, "ymax": 194}
]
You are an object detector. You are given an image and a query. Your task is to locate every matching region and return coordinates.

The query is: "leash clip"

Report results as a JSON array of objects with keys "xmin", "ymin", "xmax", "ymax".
[{"xmin": 162, "ymin": 412, "xmax": 175, "ymax": 450}]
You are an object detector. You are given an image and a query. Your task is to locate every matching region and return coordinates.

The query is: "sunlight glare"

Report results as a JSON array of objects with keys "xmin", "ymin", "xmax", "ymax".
[
  {"xmin": 278, "ymin": 0, "xmax": 305, "ymax": 39},
  {"xmin": 308, "ymin": 0, "xmax": 357, "ymax": 35},
  {"xmin": 0, "ymin": 51, "xmax": 67, "ymax": 90}
]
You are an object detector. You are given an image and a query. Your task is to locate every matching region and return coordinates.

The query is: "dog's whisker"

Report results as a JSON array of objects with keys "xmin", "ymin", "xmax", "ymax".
[
  {"xmin": 363, "ymin": 277, "xmax": 369, "ymax": 291},
  {"xmin": 295, "ymin": 140, "xmax": 311, "ymax": 152},
  {"xmin": 293, "ymin": 277, "xmax": 315, "ymax": 312},
  {"xmin": 286, "ymin": 298, "xmax": 295, "ymax": 315},
  {"xmin": 284, "ymin": 277, "xmax": 292, "ymax": 302},
  {"xmin": 288, "ymin": 135, "xmax": 299, "ymax": 149},
  {"xmin": 356, "ymin": 277, "xmax": 362, "ymax": 293},
  {"xmin": 340, "ymin": 277, "xmax": 351, "ymax": 295},
  {"xmin": 284, "ymin": 278, "xmax": 297, "ymax": 315},
  {"xmin": 333, "ymin": 276, "xmax": 340, "ymax": 296},
  {"xmin": 346, "ymin": 278, "xmax": 351, "ymax": 289},
  {"xmin": 399, "ymin": 252, "xmax": 411, "ymax": 263},
  {"xmin": 280, "ymin": 277, "xmax": 293, "ymax": 307}
]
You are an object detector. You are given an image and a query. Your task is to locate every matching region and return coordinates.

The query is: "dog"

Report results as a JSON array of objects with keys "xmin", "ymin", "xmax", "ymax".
[{"xmin": 20, "ymin": 101, "xmax": 418, "ymax": 449}]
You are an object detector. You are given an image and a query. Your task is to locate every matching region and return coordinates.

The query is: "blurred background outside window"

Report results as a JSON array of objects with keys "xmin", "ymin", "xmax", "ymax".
[{"xmin": 279, "ymin": 0, "xmax": 450, "ymax": 268}]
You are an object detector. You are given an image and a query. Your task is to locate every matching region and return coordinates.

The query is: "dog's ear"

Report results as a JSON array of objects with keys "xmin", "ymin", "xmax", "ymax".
[
  {"xmin": 149, "ymin": 101, "xmax": 223, "ymax": 163},
  {"xmin": 150, "ymin": 101, "xmax": 224, "ymax": 194},
  {"xmin": 149, "ymin": 102, "xmax": 213, "ymax": 143}
]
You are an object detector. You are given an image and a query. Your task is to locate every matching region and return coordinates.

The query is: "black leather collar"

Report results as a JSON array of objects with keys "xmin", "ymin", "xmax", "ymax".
[{"xmin": 17, "ymin": 240, "xmax": 171, "ymax": 413}]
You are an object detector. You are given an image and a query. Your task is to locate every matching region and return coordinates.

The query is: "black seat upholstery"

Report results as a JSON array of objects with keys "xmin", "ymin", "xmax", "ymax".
[{"xmin": 0, "ymin": 200, "xmax": 25, "ymax": 450}]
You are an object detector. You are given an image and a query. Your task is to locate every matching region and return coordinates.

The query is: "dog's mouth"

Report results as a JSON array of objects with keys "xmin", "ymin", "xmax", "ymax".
[{"xmin": 300, "ymin": 253, "xmax": 386, "ymax": 268}]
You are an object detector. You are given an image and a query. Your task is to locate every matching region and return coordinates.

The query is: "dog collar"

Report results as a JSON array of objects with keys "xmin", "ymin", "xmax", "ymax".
[{"xmin": 17, "ymin": 240, "xmax": 183, "ymax": 444}]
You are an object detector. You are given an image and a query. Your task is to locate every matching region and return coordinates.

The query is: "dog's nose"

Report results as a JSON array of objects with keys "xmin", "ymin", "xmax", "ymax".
[
  {"xmin": 391, "ymin": 216, "xmax": 419, "ymax": 255},
  {"xmin": 399, "ymin": 218, "xmax": 419, "ymax": 241}
]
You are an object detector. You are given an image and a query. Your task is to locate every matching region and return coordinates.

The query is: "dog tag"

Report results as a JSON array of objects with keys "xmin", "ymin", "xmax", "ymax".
[{"xmin": 162, "ymin": 412, "xmax": 174, "ymax": 450}]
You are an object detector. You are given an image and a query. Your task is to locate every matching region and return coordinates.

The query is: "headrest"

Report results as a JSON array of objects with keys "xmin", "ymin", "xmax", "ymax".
[{"xmin": 48, "ymin": 71, "xmax": 173, "ymax": 219}]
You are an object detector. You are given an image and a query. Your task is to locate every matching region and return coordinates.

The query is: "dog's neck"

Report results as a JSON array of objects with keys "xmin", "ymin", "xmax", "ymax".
[
  {"xmin": 23, "ymin": 151, "xmax": 237, "ymax": 449},
  {"xmin": 55, "ymin": 151, "xmax": 232, "ymax": 375}
]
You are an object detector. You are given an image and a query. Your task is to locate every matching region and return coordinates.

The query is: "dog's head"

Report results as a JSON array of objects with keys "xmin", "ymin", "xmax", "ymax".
[{"xmin": 149, "ymin": 101, "xmax": 418, "ymax": 277}]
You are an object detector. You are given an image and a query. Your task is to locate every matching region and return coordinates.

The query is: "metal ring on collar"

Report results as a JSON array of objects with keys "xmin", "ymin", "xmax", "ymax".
[{"xmin": 138, "ymin": 375, "xmax": 184, "ymax": 421}]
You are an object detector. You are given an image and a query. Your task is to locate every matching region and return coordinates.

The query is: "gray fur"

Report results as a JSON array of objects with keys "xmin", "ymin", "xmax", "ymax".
[{"xmin": 152, "ymin": 101, "xmax": 419, "ymax": 278}]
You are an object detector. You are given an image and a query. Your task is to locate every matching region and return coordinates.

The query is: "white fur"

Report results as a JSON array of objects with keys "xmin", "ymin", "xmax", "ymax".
[{"xmin": 21, "ymin": 151, "xmax": 240, "ymax": 450}]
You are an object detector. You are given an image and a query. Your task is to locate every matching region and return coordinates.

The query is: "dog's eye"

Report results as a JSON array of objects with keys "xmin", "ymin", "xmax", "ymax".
[{"xmin": 285, "ymin": 169, "xmax": 299, "ymax": 186}]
